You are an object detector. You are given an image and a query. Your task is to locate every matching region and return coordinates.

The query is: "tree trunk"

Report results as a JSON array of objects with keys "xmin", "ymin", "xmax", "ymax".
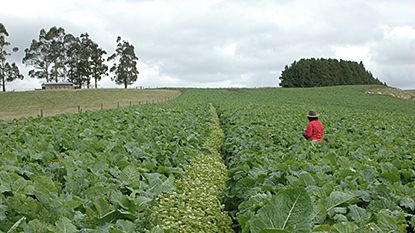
[
  {"xmin": 0, "ymin": 63, "xmax": 5, "ymax": 92},
  {"xmin": 95, "ymin": 77, "xmax": 98, "ymax": 88},
  {"xmin": 1, "ymin": 76, "xmax": 5, "ymax": 92},
  {"xmin": 124, "ymin": 79, "xmax": 128, "ymax": 89},
  {"xmin": 45, "ymin": 63, "xmax": 49, "ymax": 83},
  {"xmin": 54, "ymin": 63, "xmax": 58, "ymax": 83}
]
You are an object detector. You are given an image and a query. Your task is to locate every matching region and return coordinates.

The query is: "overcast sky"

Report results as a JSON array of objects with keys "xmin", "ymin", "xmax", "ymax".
[{"xmin": 1, "ymin": 0, "xmax": 414, "ymax": 90}]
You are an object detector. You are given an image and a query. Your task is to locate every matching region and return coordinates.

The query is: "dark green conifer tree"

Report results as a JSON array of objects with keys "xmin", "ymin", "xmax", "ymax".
[{"xmin": 279, "ymin": 58, "xmax": 384, "ymax": 87}]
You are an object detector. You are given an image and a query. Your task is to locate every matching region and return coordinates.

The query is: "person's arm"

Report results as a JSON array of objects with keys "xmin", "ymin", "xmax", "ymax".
[{"xmin": 303, "ymin": 122, "xmax": 313, "ymax": 139}]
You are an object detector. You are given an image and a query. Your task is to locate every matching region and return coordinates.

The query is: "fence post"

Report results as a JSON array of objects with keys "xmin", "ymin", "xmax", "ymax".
[
  {"xmin": 78, "ymin": 105, "xmax": 81, "ymax": 113},
  {"xmin": 40, "ymin": 109, "xmax": 43, "ymax": 118},
  {"xmin": 129, "ymin": 101, "xmax": 132, "ymax": 106},
  {"xmin": 101, "ymin": 103, "xmax": 103, "ymax": 110},
  {"xmin": 117, "ymin": 102, "xmax": 120, "ymax": 108}
]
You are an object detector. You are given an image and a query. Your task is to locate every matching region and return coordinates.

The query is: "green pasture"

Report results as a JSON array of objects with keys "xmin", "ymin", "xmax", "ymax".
[{"xmin": 0, "ymin": 88, "xmax": 181, "ymax": 120}]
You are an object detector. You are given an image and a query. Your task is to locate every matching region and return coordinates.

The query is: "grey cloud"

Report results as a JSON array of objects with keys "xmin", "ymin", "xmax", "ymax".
[
  {"xmin": 1, "ymin": 0, "xmax": 415, "ymax": 90},
  {"xmin": 377, "ymin": 64, "xmax": 415, "ymax": 89},
  {"xmin": 372, "ymin": 39, "xmax": 415, "ymax": 66}
]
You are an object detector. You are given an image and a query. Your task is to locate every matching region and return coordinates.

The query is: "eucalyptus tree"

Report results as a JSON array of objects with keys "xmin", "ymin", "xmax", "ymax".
[
  {"xmin": 79, "ymin": 33, "xmax": 108, "ymax": 88},
  {"xmin": 89, "ymin": 38, "xmax": 108, "ymax": 88},
  {"xmin": 65, "ymin": 33, "xmax": 108, "ymax": 88},
  {"xmin": 0, "ymin": 23, "xmax": 23, "ymax": 92},
  {"xmin": 108, "ymin": 36, "xmax": 139, "ymax": 88},
  {"xmin": 65, "ymin": 34, "xmax": 85, "ymax": 88},
  {"xmin": 23, "ymin": 26, "xmax": 67, "ymax": 83}
]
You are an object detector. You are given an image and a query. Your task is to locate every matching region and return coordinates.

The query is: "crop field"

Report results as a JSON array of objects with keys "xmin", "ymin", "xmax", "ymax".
[{"xmin": 0, "ymin": 85, "xmax": 414, "ymax": 232}]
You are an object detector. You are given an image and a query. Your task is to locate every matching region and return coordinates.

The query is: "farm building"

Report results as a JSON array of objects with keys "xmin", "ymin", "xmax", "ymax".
[{"xmin": 41, "ymin": 82, "xmax": 75, "ymax": 90}]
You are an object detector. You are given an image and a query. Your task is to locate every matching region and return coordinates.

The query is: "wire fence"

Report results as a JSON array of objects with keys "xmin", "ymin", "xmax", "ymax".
[{"xmin": 36, "ymin": 96, "xmax": 177, "ymax": 118}]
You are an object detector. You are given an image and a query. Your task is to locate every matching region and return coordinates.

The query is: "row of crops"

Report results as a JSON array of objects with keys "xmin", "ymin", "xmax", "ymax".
[
  {"xmin": 1, "ymin": 86, "xmax": 414, "ymax": 232},
  {"xmin": 0, "ymin": 100, "xmax": 232, "ymax": 232},
  {"xmin": 205, "ymin": 87, "xmax": 415, "ymax": 232}
]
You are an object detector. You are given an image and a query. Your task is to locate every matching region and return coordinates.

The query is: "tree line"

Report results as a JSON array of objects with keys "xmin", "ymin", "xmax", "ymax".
[
  {"xmin": 279, "ymin": 58, "xmax": 384, "ymax": 88},
  {"xmin": 0, "ymin": 23, "xmax": 139, "ymax": 92}
]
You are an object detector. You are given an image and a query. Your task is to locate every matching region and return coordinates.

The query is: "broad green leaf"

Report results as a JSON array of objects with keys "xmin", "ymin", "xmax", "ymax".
[
  {"xmin": 347, "ymin": 204, "xmax": 369, "ymax": 223},
  {"xmin": 142, "ymin": 173, "xmax": 175, "ymax": 199},
  {"xmin": 325, "ymin": 191, "xmax": 355, "ymax": 211},
  {"xmin": 6, "ymin": 216, "xmax": 26, "ymax": 233},
  {"xmin": 332, "ymin": 214, "xmax": 348, "ymax": 222},
  {"xmin": 379, "ymin": 171, "xmax": 400, "ymax": 183},
  {"xmin": 136, "ymin": 196, "xmax": 152, "ymax": 206},
  {"xmin": 328, "ymin": 207, "xmax": 347, "ymax": 218},
  {"xmin": 368, "ymin": 198, "xmax": 397, "ymax": 212},
  {"xmin": 0, "ymin": 204, "xmax": 6, "ymax": 221},
  {"xmin": 98, "ymin": 209, "xmax": 136, "ymax": 224},
  {"xmin": 32, "ymin": 176, "xmax": 59, "ymax": 205},
  {"xmin": 361, "ymin": 223, "xmax": 382, "ymax": 232},
  {"xmin": 23, "ymin": 219, "xmax": 54, "ymax": 233},
  {"xmin": 376, "ymin": 209, "xmax": 407, "ymax": 232},
  {"xmin": 312, "ymin": 224, "xmax": 332, "ymax": 232},
  {"xmin": 52, "ymin": 217, "xmax": 77, "ymax": 233},
  {"xmin": 120, "ymin": 165, "xmax": 141, "ymax": 188},
  {"xmin": 114, "ymin": 219, "xmax": 136, "ymax": 233},
  {"xmin": 311, "ymin": 202, "xmax": 327, "ymax": 224},
  {"xmin": 400, "ymin": 197, "xmax": 415, "ymax": 211},
  {"xmin": 93, "ymin": 197, "xmax": 115, "ymax": 218},
  {"xmin": 237, "ymin": 193, "xmax": 272, "ymax": 229},
  {"xmin": 0, "ymin": 151, "xmax": 18, "ymax": 165},
  {"xmin": 332, "ymin": 222, "xmax": 359, "ymax": 233},
  {"xmin": 249, "ymin": 188, "xmax": 312, "ymax": 233},
  {"xmin": 109, "ymin": 191, "xmax": 138, "ymax": 214},
  {"xmin": 0, "ymin": 171, "xmax": 13, "ymax": 193},
  {"xmin": 297, "ymin": 172, "xmax": 316, "ymax": 186}
]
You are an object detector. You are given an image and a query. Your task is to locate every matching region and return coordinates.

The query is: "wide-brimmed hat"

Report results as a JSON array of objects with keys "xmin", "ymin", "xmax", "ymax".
[{"xmin": 307, "ymin": 110, "xmax": 320, "ymax": 118}]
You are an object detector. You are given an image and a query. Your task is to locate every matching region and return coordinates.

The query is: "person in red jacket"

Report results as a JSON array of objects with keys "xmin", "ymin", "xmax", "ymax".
[{"xmin": 303, "ymin": 110, "xmax": 324, "ymax": 142}]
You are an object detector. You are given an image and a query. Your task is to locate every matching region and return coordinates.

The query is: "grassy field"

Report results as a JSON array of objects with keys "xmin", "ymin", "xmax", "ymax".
[{"xmin": 0, "ymin": 88, "xmax": 181, "ymax": 120}]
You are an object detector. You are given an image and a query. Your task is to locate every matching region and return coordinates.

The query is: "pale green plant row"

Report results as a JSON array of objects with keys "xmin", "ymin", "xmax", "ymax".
[{"xmin": 148, "ymin": 104, "xmax": 233, "ymax": 232}]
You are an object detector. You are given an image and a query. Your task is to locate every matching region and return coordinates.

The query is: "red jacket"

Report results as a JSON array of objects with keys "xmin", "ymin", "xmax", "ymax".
[{"xmin": 304, "ymin": 120, "xmax": 324, "ymax": 142}]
